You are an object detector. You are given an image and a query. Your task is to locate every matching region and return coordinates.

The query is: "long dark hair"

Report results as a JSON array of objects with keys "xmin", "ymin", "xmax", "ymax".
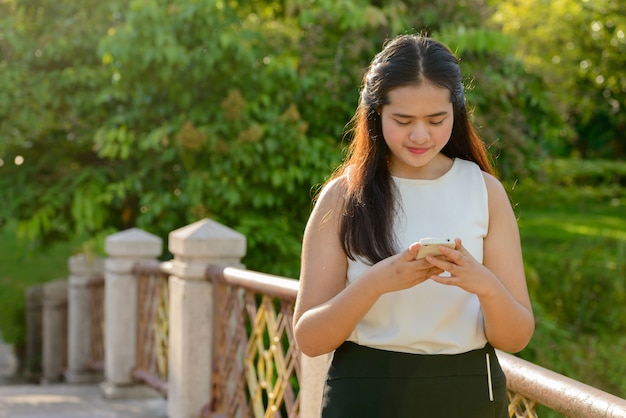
[{"xmin": 329, "ymin": 34, "xmax": 494, "ymax": 264}]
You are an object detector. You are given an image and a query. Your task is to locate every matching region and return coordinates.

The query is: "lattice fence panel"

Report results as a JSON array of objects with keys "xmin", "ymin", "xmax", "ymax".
[
  {"xmin": 508, "ymin": 390, "xmax": 539, "ymax": 417},
  {"xmin": 210, "ymin": 281, "xmax": 300, "ymax": 418},
  {"xmin": 134, "ymin": 269, "xmax": 169, "ymax": 393}
]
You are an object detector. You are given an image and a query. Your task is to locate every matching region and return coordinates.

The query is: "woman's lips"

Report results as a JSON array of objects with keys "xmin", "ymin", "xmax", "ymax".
[{"xmin": 407, "ymin": 146, "xmax": 429, "ymax": 155}]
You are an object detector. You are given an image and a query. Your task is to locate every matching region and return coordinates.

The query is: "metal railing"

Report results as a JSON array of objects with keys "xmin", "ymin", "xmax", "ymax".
[{"xmin": 498, "ymin": 350, "xmax": 626, "ymax": 417}]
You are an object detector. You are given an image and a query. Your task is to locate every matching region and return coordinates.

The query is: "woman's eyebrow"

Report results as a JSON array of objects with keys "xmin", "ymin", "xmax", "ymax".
[{"xmin": 391, "ymin": 111, "xmax": 449, "ymax": 118}]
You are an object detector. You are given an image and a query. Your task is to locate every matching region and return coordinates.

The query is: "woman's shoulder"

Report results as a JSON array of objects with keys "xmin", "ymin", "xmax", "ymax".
[
  {"xmin": 311, "ymin": 173, "xmax": 349, "ymax": 219},
  {"xmin": 303, "ymin": 174, "xmax": 348, "ymax": 242},
  {"xmin": 479, "ymin": 170, "xmax": 512, "ymax": 214},
  {"xmin": 318, "ymin": 173, "xmax": 348, "ymax": 201},
  {"xmin": 480, "ymin": 170, "xmax": 505, "ymax": 194}
]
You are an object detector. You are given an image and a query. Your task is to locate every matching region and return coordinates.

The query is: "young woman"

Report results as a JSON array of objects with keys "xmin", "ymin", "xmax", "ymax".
[{"xmin": 293, "ymin": 34, "xmax": 534, "ymax": 417}]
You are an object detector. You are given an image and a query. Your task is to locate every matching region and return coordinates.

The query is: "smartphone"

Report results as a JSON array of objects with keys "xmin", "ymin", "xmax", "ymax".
[{"xmin": 416, "ymin": 237, "xmax": 455, "ymax": 259}]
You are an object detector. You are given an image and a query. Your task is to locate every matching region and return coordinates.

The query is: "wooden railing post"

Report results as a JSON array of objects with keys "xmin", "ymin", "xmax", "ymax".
[
  {"xmin": 100, "ymin": 228, "xmax": 163, "ymax": 399},
  {"xmin": 65, "ymin": 254, "xmax": 104, "ymax": 383},
  {"xmin": 165, "ymin": 219, "xmax": 245, "ymax": 418}
]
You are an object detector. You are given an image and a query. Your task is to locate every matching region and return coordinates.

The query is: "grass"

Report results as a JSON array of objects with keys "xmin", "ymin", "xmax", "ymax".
[
  {"xmin": 0, "ymin": 222, "xmax": 81, "ymax": 351},
  {"xmin": 508, "ymin": 181, "xmax": 626, "ymax": 407}
]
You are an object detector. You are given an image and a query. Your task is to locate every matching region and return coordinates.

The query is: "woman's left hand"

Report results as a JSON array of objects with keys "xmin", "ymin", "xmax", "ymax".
[{"xmin": 425, "ymin": 238, "xmax": 498, "ymax": 297}]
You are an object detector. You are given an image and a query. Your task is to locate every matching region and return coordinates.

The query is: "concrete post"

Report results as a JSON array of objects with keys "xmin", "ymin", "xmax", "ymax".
[
  {"xmin": 41, "ymin": 279, "xmax": 68, "ymax": 384},
  {"xmin": 65, "ymin": 253, "xmax": 105, "ymax": 383},
  {"xmin": 166, "ymin": 218, "xmax": 246, "ymax": 418},
  {"xmin": 100, "ymin": 228, "xmax": 162, "ymax": 399},
  {"xmin": 300, "ymin": 352, "xmax": 332, "ymax": 418}
]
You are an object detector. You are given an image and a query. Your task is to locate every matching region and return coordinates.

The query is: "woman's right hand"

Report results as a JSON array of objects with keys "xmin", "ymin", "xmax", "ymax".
[{"xmin": 364, "ymin": 242, "xmax": 445, "ymax": 296}]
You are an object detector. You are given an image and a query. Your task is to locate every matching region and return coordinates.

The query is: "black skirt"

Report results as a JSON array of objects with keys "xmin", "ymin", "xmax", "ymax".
[{"xmin": 321, "ymin": 341, "xmax": 508, "ymax": 418}]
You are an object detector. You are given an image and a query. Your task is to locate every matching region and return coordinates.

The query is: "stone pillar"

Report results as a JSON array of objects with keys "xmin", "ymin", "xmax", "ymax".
[
  {"xmin": 65, "ymin": 253, "xmax": 105, "ymax": 383},
  {"xmin": 41, "ymin": 279, "xmax": 68, "ymax": 383},
  {"xmin": 166, "ymin": 219, "xmax": 246, "ymax": 418},
  {"xmin": 100, "ymin": 228, "xmax": 162, "ymax": 399},
  {"xmin": 300, "ymin": 352, "xmax": 332, "ymax": 418},
  {"xmin": 24, "ymin": 284, "xmax": 43, "ymax": 381}
]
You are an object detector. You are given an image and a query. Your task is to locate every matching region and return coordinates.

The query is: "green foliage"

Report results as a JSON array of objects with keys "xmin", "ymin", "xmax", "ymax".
[
  {"xmin": 1, "ymin": 0, "xmax": 350, "ymax": 275},
  {"xmin": 492, "ymin": 0, "xmax": 626, "ymax": 159},
  {"xmin": 3, "ymin": 0, "xmax": 553, "ymax": 276},
  {"xmin": 91, "ymin": 0, "xmax": 350, "ymax": 275},
  {"xmin": 437, "ymin": 26, "xmax": 562, "ymax": 179},
  {"xmin": 540, "ymin": 158, "xmax": 626, "ymax": 187},
  {"xmin": 0, "ymin": 0, "xmax": 127, "ymax": 248}
]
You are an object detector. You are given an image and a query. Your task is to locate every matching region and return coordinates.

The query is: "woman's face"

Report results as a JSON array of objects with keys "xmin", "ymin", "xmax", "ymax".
[{"xmin": 380, "ymin": 83, "xmax": 454, "ymax": 179}]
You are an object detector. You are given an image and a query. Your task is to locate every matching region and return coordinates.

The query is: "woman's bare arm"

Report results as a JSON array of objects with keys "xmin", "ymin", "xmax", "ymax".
[{"xmin": 293, "ymin": 178, "xmax": 379, "ymax": 357}]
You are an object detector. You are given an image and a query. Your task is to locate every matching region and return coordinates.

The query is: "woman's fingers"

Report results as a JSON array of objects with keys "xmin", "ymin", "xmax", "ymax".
[{"xmin": 406, "ymin": 242, "xmax": 421, "ymax": 260}]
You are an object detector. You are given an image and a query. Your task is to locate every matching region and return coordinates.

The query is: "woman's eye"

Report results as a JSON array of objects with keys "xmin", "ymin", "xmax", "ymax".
[
  {"xmin": 395, "ymin": 120, "xmax": 411, "ymax": 126},
  {"xmin": 430, "ymin": 120, "xmax": 445, "ymax": 126}
]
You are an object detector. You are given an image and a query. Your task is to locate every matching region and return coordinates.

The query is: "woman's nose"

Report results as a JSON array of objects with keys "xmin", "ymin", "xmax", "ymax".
[{"xmin": 409, "ymin": 122, "xmax": 429, "ymax": 143}]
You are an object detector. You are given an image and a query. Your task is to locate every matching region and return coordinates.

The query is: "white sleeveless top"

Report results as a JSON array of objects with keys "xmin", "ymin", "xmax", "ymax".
[{"xmin": 346, "ymin": 158, "xmax": 489, "ymax": 354}]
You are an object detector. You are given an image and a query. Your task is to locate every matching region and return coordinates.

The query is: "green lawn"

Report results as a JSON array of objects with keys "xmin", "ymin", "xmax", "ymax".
[
  {"xmin": 510, "ymin": 184, "xmax": 626, "ymax": 402},
  {"xmin": 0, "ymin": 222, "xmax": 80, "ymax": 348}
]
